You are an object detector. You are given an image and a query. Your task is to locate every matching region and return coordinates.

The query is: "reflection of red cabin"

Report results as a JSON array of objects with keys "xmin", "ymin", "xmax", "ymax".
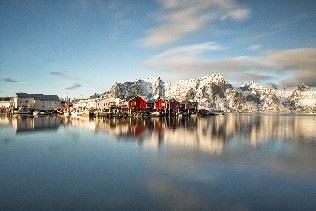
[
  {"xmin": 154, "ymin": 98, "xmax": 167, "ymax": 110},
  {"xmin": 128, "ymin": 96, "xmax": 147, "ymax": 109},
  {"xmin": 154, "ymin": 121, "xmax": 165, "ymax": 132},
  {"xmin": 128, "ymin": 124, "xmax": 147, "ymax": 137},
  {"xmin": 167, "ymin": 99, "xmax": 180, "ymax": 111}
]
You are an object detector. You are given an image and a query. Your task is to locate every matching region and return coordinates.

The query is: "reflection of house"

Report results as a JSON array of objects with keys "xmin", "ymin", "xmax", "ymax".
[
  {"xmin": 0, "ymin": 97, "xmax": 12, "ymax": 108},
  {"xmin": 11, "ymin": 116, "xmax": 63, "ymax": 133},
  {"xmin": 128, "ymin": 123, "xmax": 147, "ymax": 137},
  {"xmin": 13, "ymin": 93, "xmax": 61, "ymax": 110},
  {"xmin": 128, "ymin": 96, "xmax": 147, "ymax": 109}
]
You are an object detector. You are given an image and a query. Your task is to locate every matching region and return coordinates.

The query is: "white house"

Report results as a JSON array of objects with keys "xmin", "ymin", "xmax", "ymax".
[
  {"xmin": 115, "ymin": 98, "xmax": 128, "ymax": 108},
  {"xmin": 0, "ymin": 97, "xmax": 12, "ymax": 108},
  {"xmin": 96, "ymin": 97, "xmax": 116, "ymax": 110},
  {"xmin": 13, "ymin": 93, "xmax": 61, "ymax": 111},
  {"xmin": 73, "ymin": 98, "xmax": 100, "ymax": 111}
]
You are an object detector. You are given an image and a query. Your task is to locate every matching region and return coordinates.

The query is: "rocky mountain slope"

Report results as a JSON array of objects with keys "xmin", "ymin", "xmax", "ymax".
[{"xmin": 102, "ymin": 73, "xmax": 316, "ymax": 112}]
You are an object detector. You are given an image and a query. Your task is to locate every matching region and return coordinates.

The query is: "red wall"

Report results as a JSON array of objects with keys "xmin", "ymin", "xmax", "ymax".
[
  {"xmin": 154, "ymin": 99, "xmax": 167, "ymax": 110},
  {"xmin": 128, "ymin": 96, "xmax": 147, "ymax": 109},
  {"xmin": 168, "ymin": 99, "xmax": 180, "ymax": 110}
]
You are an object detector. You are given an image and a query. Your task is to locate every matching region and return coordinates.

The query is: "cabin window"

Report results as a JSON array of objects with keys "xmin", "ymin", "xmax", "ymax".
[
  {"xmin": 20, "ymin": 101, "xmax": 23, "ymax": 104},
  {"xmin": 162, "ymin": 103, "xmax": 165, "ymax": 106},
  {"xmin": 25, "ymin": 100, "xmax": 28, "ymax": 103},
  {"xmin": 131, "ymin": 101, "xmax": 136, "ymax": 106}
]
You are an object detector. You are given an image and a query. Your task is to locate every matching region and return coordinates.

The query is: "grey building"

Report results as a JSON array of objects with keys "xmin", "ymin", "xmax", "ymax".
[{"xmin": 13, "ymin": 93, "xmax": 61, "ymax": 111}]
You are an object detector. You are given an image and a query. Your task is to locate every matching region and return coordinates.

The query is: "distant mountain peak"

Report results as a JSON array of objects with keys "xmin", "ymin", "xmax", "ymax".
[
  {"xmin": 100, "ymin": 74, "xmax": 315, "ymax": 113},
  {"xmin": 297, "ymin": 83, "xmax": 310, "ymax": 91}
]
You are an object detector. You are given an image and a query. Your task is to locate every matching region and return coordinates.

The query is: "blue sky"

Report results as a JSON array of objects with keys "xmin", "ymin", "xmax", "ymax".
[{"xmin": 0, "ymin": 0, "xmax": 315, "ymax": 98}]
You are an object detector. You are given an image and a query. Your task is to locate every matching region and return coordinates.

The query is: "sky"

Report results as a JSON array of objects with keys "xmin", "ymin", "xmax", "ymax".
[{"xmin": 0, "ymin": 0, "xmax": 315, "ymax": 98}]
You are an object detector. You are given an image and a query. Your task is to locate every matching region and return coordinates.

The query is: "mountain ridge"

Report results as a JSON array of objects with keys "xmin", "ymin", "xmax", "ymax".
[{"xmin": 100, "ymin": 73, "xmax": 316, "ymax": 112}]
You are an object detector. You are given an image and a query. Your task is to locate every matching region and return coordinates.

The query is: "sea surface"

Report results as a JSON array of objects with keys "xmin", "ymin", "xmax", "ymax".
[{"xmin": 0, "ymin": 114, "xmax": 315, "ymax": 210}]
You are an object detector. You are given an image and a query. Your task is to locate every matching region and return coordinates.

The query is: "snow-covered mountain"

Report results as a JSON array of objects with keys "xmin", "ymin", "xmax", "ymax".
[
  {"xmin": 287, "ymin": 84, "xmax": 316, "ymax": 112},
  {"xmin": 101, "ymin": 73, "xmax": 316, "ymax": 112}
]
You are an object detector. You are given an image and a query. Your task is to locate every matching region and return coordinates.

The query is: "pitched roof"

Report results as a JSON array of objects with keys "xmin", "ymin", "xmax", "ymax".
[
  {"xmin": 0, "ymin": 97, "xmax": 12, "ymax": 101},
  {"xmin": 16, "ymin": 93, "xmax": 60, "ymax": 101}
]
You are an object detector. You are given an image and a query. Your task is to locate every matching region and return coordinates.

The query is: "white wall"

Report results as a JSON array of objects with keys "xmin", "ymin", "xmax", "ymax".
[{"xmin": 0, "ymin": 101, "xmax": 11, "ymax": 108}]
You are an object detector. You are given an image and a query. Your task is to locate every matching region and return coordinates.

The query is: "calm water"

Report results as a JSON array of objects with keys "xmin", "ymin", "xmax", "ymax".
[{"xmin": 0, "ymin": 114, "xmax": 315, "ymax": 210}]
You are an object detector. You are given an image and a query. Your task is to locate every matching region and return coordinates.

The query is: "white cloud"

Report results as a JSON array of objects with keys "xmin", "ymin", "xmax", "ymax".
[
  {"xmin": 146, "ymin": 42, "xmax": 222, "ymax": 60},
  {"xmin": 141, "ymin": 0, "xmax": 250, "ymax": 48},
  {"xmin": 248, "ymin": 44, "xmax": 261, "ymax": 51},
  {"xmin": 145, "ymin": 44, "xmax": 316, "ymax": 87}
]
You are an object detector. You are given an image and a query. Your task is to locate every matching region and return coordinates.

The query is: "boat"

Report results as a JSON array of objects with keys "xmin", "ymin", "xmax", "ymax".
[
  {"xmin": 39, "ymin": 110, "xmax": 48, "ymax": 115},
  {"xmin": 151, "ymin": 111, "xmax": 161, "ymax": 117},
  {"xmin": 71, "ymin": 109, "xmax": 91, "ymax": 118},
  {"xmin": 33, "ymin": 110, "xmax": 49, "ymax": 116},
  {"xmin": 13, "ymin": 108, "xmax": 32, "ymax": 116}
]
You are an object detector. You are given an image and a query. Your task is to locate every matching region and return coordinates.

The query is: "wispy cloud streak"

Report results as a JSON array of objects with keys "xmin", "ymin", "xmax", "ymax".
[
  {"xmin": 141, "ymin": 0, "xmax": 250, "ymax": 47},
  {"xmin": 49, "ymin": 71, "xmax": 72, "ymax": 80},
  {"xmin": 1, "ymin": 77, "xmax": 19, "ymax": 83},
  {"xmin": 65, "ymin": 83, "xmax": 82, "ymax": 90}
]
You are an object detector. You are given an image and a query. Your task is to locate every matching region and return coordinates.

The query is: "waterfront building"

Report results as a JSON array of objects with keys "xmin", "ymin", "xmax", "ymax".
[
  {"xmin": 167, "ymin": 98, "xmax": 180, "ymax": 111},
  {"xmin": 128, "ymin": 96, "xmax": 147, "ymax": 109},
  {"xmin": 0, "ymin": 97, "xmax": 12, "ymax": 108},
  {"xmin": 180, "ymin": 101, "xmax": 198, "ymax": 111},
  {"xmin": 12, "ymin": 93, "xmax": 61, "ymax": 111},
  {"xmin": 97, "ymin": 97, "xmax": 116, "ymax": 110},
  {"xmin": 154, "ymin": 98, "xmax": 167, "ymax": 110}
]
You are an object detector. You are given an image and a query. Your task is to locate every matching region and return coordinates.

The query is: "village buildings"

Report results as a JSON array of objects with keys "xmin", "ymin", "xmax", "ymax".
[
  {"xmin": 12, "ymin": 93, "xmax": 61, "ymax": 111},
  {"xmin": 127, "ymin": 96, "xmax": 147, "ymax": 110},
  {"xmin": 0, "ymin": 97, "xmax": 12, "ymax": 108},
  {"xmin": 1, "ymin": 90, "xmax": 200, "ymax": 117},
  {"xmin": 154, "ymin": 98, "xmax": 167, "ymax": 110},
  {"xmin": 167, "ymin": 98, "xmax": 180, "ymax": 111},
  {"xmin": 96, "ymin": 97, "xmax": 116, "ymax": 111},
  {"xmin": 73, "ymin": 97, "xmax": 100, "ymax": 111}
]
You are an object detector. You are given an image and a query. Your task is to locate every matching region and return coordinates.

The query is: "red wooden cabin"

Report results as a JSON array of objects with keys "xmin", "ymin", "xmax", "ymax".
[
  {"xmin": 167, "ymin": 99, "xmax": 180, "ymax": 111},
  {"xmin": 180, "ymin": 101, "xmax": 198, "ymax": 111},
  {"xmin": 154, "ymin": 98, "xmax": 167, "ymax": 110},
  {"xmin": 128, "ymin": 96, "xmax": 147, "ymax": 109}
]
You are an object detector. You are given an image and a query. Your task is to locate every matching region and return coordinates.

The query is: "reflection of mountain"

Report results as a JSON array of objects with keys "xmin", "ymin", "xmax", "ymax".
[
  {"xmin": 90, "ymin": 114, "xmax": 316, "ymax": 154},
  {"xmin": 5, "ymin": 114, "xmax": 316, "ymax": 153},
  {"xmin": 11, "ymin": 116, "xmax": 64, "ymax": 133}
]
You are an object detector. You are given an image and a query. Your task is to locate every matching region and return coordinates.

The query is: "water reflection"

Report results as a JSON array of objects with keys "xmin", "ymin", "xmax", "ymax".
[
  {"xmin": 1, "ymin": 114, "xmax": 316, "ymax": 210},
  {"xmin": 7, "ymin": 114, "xmax": 316, "ymax": 153},
  {"xmin": 10, "ymin": 116, "xmax": 64, "ymax": 133}
]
